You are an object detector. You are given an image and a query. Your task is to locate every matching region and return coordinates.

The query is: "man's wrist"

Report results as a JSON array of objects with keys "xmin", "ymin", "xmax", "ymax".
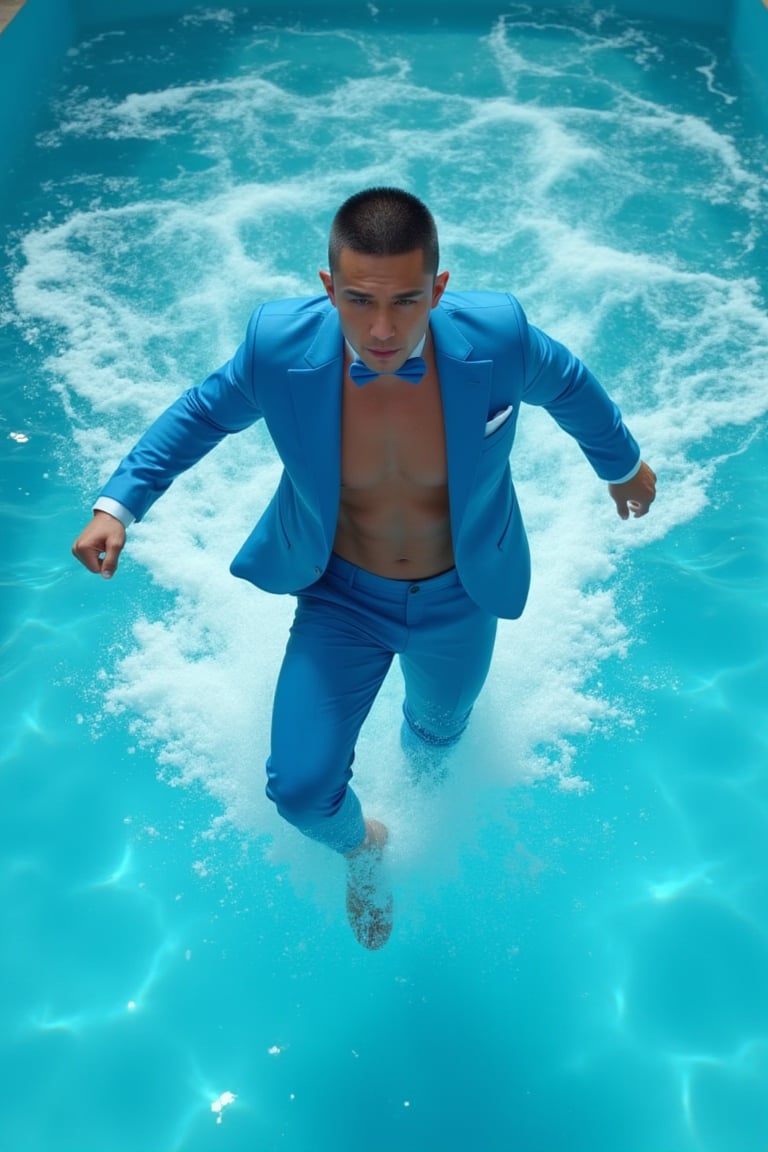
[
  {"xmin": 609, "ymin": 459, "xmax": 642, "ymax": 486},
  {"xmin": 93, "ymin": 496, "xmax": 135, "ymax": 528}
]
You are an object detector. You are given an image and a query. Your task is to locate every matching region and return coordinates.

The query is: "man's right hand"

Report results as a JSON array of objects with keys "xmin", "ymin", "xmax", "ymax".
[{"xmin": 71, "ymin": 511, "xmax": 126, "ymax": 579}]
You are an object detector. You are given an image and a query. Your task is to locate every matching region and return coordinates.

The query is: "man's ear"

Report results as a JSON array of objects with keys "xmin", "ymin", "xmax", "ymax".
[
  {"xmin": 431, "ymin": 270, "xmax": 450, "ymax": 308},
  {"xmin": 318, "ymin": 269, "xmax": 335, "ymax": 304}
]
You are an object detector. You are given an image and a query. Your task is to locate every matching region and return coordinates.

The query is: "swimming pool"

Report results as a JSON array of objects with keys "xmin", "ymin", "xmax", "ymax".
[{"xmin": 2, "ymin": 3, "xmax": 767, "ymax": 1150}]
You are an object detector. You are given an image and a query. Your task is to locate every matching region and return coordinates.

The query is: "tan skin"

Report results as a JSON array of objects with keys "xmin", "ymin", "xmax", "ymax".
[
  {"xmin": 318, "ymin": 249, "xmax": 454, "ymax": 579},
  {"xmin": 71, "ymin": 248, "xmax": 656, "ymax": 948}
]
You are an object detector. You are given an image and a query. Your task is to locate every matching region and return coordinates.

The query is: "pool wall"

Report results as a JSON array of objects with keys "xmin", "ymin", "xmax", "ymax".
[
  {"xmin": 1, "ymin": 0, "xmax": 77, "ymax": 180},
  {"xmin": 731, "ymin": 0, "xmax": 768, "ymax": 109},
  {"xmin": 1, "ymin": 0, "xmax": 767, "ymax": 183},
  {"xmin": 69, "ymin": 0, "xmax": 734, "ymax": 26}
]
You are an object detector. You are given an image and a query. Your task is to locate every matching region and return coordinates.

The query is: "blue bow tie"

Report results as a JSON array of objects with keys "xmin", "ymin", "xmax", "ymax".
[{"xmin": 348, "ymin": 355, "xmax": 427, "ymax": 387}]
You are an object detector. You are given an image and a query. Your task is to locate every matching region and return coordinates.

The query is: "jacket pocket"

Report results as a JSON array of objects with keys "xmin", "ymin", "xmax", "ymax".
[{"xmin": 484, "ymin": 405, "xmax": 514, "ymax": 437}]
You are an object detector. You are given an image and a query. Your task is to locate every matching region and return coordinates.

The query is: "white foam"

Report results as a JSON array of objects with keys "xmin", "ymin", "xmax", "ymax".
[
  {"xmin": 180, "ymin": 9, "xmax": 235, "ymax": 28},
  {"xmin": 210, "ymin": 1090, "xmax": 236, "ymax": 1124}
]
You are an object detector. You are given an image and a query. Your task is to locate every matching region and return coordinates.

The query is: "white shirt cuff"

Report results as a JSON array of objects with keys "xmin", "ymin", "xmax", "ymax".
[
  {"xmin": 609, "ymin": 459, "xmax": 642, "ymax": 485},
  {"xmin": 93, "ymin": 496, "xmax": 135, "ymax": 527}
]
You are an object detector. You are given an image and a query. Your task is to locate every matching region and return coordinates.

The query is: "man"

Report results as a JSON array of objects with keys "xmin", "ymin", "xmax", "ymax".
[{"xmin": 72, "ymin": 187, "xmax": 656, "ymax": 950}]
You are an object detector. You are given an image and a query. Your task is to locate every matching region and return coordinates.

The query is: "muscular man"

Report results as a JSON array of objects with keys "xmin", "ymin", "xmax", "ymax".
[{"xmin": 73, "ymin": 188, "xmax": 656, "ymax": 950}]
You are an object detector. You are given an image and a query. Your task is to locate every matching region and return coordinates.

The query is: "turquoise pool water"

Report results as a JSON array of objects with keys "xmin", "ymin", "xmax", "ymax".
[{"xmin": 2, "ymin": 7, "xmax": 768, "ymax": 1150}]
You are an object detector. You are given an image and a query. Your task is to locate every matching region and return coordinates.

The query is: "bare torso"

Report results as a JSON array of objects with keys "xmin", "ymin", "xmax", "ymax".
[{"xmin": 333, "ymin": 346, "xmax": 454, "ymax": 579}]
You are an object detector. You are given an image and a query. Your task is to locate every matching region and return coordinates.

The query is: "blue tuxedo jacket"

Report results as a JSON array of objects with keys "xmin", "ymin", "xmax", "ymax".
[{"xmin": 101, "ymin": 291, "xmax": 640, "ymax": 619}]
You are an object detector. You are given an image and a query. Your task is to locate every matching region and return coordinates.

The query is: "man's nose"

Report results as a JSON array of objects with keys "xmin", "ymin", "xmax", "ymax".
[{"xmin": 369, "ymin": 307, "xmax": 395, "ymax": 340}]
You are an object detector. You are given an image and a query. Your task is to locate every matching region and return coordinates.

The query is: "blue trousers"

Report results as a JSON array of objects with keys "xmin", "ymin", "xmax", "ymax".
[{"xmin": 266, "ymin": 553, "xmax": 498, "ymax": 854}]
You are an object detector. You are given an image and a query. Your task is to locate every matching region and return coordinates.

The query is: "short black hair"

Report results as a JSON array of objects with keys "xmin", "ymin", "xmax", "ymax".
[{"xmin": 328, "ymin": 187, "xmax": 439, "ymax": 276}]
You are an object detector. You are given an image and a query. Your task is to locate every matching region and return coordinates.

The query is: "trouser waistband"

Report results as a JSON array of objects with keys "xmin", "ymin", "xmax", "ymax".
[{"xmin": 324, "ymin": 552, "xmax": 460, "ymax": 599}]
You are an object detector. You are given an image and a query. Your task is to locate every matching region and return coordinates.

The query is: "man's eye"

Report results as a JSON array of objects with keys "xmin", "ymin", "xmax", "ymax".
[
  {"xmin": 396, "ymin": 298, "xmax": 417, "ymax": 306},
  {"xmin": 351, "ymin": 297, "xmax": 369, "ymax": 306}
]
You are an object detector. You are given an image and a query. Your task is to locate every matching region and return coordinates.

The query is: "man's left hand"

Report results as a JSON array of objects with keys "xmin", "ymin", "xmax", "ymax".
[{"xmin": 609, "ymin": 460, "xmax": 657, "ymax": 519}]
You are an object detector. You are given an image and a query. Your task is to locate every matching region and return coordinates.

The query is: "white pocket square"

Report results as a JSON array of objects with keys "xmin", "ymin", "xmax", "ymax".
[{"xmin": 484, "ymin": 405, "xmax": 513, "ymax": 437}]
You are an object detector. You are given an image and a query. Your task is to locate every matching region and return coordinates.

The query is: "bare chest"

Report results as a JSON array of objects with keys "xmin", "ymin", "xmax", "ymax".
[{"xmin": 340, "ymin": 368, "xmax": 447, "ymax": 491}]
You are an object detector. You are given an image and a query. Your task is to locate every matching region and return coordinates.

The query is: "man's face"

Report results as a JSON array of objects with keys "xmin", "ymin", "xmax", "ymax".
[{"xmin": 319, "ymin": 247, "xmax": 449, "ymax": 373}]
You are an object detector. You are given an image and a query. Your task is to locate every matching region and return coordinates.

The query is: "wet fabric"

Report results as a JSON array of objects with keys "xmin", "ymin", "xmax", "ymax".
[{"xmin": 266, "ymin": 553, "xmax": 498, "ymax": 852}]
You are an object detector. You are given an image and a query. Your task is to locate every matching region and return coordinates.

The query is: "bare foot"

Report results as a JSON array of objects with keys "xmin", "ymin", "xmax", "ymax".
[{"xmin": 345, "ymin": 819, "xmax": 392, "ymax": 950}]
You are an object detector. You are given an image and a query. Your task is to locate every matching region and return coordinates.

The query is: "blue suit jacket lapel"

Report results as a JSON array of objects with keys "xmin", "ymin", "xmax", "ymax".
[
  {"xmin": 285, "ymin": 308, "xmax": 343, "ymax": 538},
  {"xmin": 431, "ymin": 307, "xmax": 493, "ymax": 538},
  {"xmin": 282, "ymin": 306, "xmax": 343, "ymax": 539},
  {"xmin": 282, "ymin": 304, "xmax": 494, "ymax": 551}
]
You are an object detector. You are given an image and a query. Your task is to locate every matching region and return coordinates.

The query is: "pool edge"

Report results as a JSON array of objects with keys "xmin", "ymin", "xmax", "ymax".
[{"xmin": 1, "ymin": 1, "xmax": 767, "ymax": 186}]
